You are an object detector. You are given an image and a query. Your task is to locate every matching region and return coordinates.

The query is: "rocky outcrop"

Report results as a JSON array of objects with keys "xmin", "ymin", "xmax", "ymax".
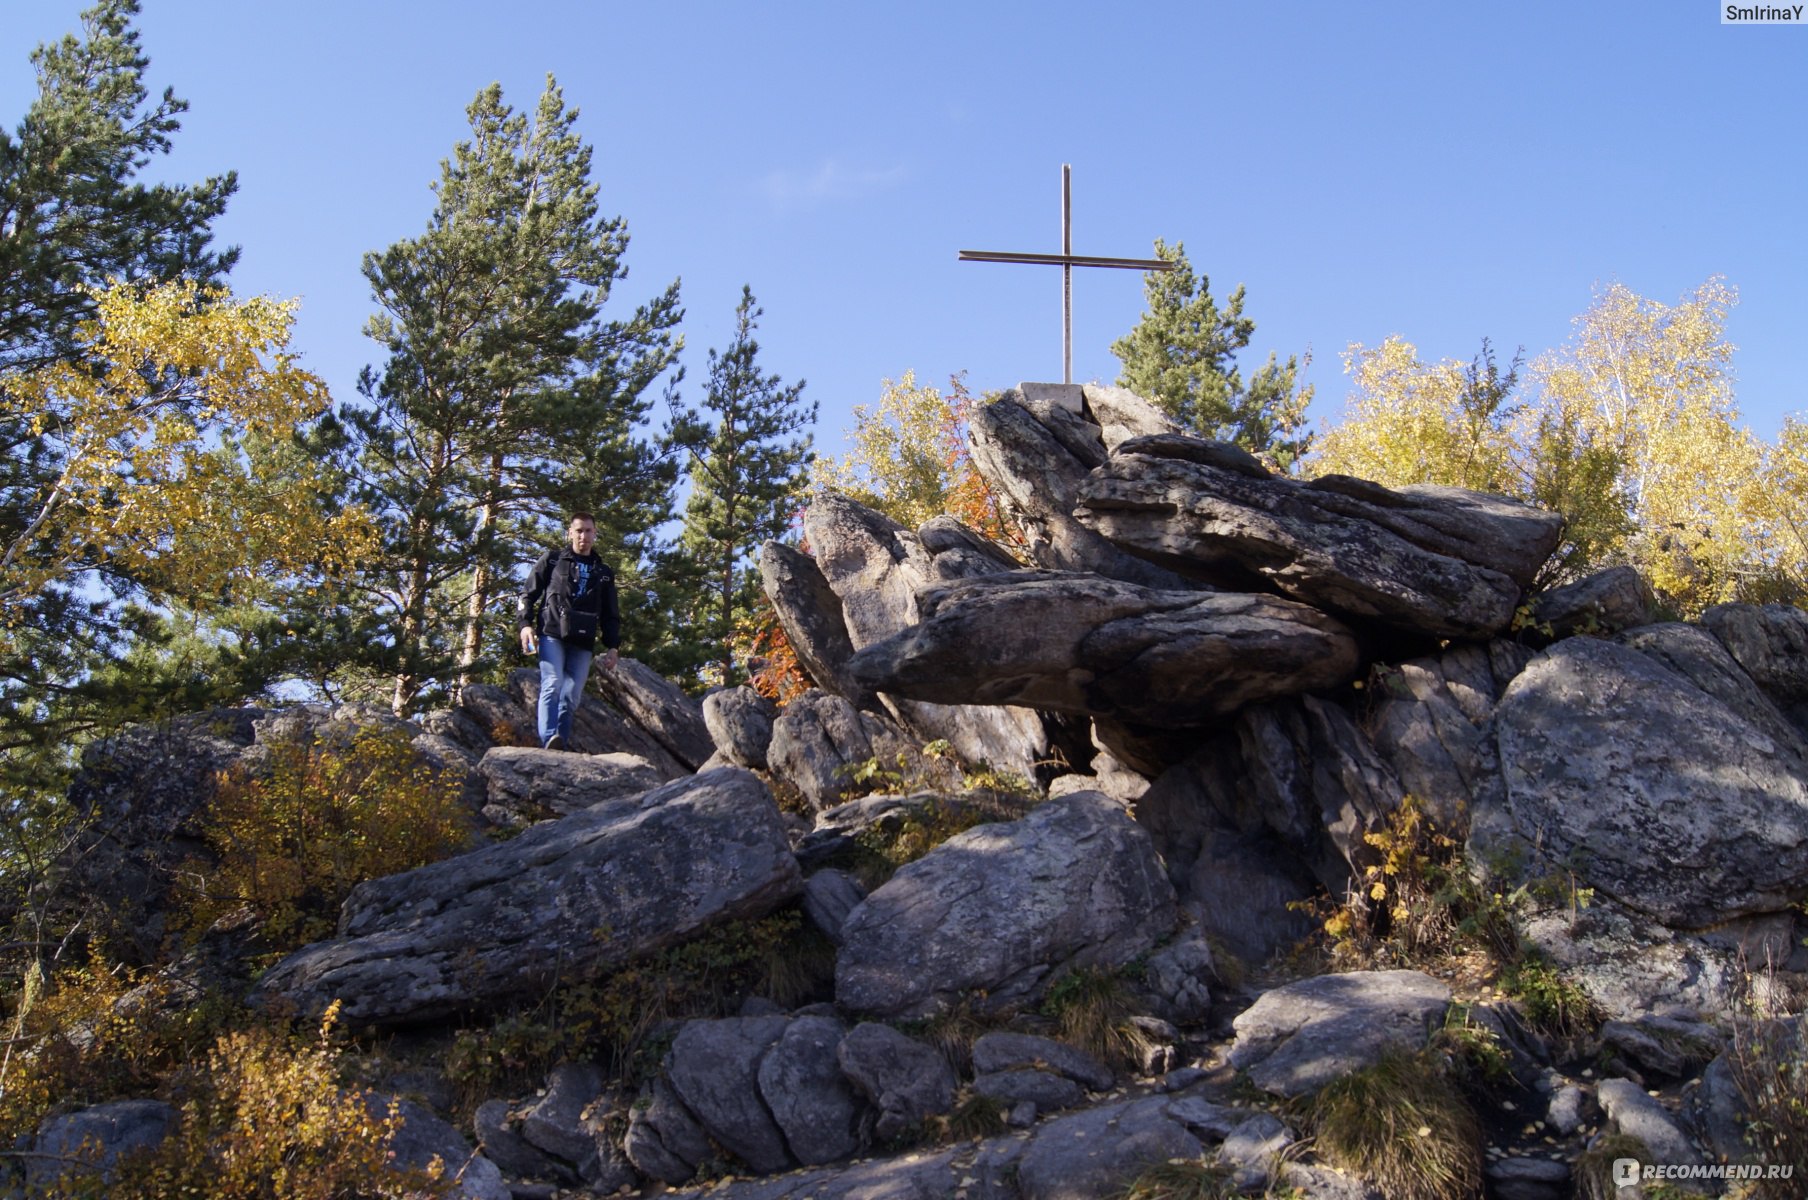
[
  {"xmin": 846, "ymin": 571, "xmax": 1361, "ymax": 728},
  {"xmin": 1491, "ymin": 636, "xmax": 1808, "ymax": 927},
  {"xmin": 965, "ymin": 384, "xmax": 1197, "ymax": 588},
  {"xmin": 835, "ymin": 792, "xmax": 1177, "ymax": 1018},
  {"xmin": 801, "ymin": 492, "xmax": 1051, "ymax": 779},
  {"xmin": 1073, "ymin": 435, "xmax": 1563, "ymax": 638},
  {"xmin": 1704, "ymin": 600, "xmax": 1808, "ymax": 735},
  {"xmin": 248, "ymin": 769, "xmax": 802, "ymax": 1024}
]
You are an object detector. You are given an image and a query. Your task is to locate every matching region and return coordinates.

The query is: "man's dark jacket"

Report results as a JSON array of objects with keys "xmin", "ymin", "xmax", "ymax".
[{"xmin": 518, "ymin": 548, "xmax": 620, "ymax": 652}]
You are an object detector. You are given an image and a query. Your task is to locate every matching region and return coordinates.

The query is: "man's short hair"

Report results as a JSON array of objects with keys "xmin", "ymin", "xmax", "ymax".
[{"xmin": 569, "ymin": 511, "xmax": 596, "ymax": 526}]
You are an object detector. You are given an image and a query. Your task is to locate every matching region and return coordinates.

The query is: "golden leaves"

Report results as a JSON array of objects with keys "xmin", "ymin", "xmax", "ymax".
[
  {"xmin": 1310, "ymin": 279, "xmax": 1805, "ymax": 612},
  {"xmin": 1, "ymin": 280, "xmax": 375, "ymax": 629}
]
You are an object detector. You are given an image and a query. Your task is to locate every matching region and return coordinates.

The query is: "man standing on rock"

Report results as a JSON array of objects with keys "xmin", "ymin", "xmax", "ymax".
[{"xmin": 518, "ymin": 512, "xmax": 620, "ymax": 750}]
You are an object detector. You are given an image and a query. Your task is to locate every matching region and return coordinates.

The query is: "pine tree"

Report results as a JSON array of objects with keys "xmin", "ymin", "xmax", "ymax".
[
  {"xmin": 1110, "ymin": 240, "xmax": 1312, "ymax": 465},
  {"xmin": 340, "ymin": 78, "xmax": 683, "ymax": 713},
  {"xmin": 0, "ymin": 1, "xmax": 239, "ymax": 799},
  {"xmin": 665, "ymin": 287, "xmax": 815, "ymax": 686}
]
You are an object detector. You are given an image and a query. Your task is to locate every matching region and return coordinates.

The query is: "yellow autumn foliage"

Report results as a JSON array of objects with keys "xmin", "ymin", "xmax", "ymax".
[
  {"xmin": 1311, "ymin": 279, "xmax": 1804, "ymax": 612},
  {"xmin": 0, "ymin": 281, "xmax": 374, "ymax": 632}
]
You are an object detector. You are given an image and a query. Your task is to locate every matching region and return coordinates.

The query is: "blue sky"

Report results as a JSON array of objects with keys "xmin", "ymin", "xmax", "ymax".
[{"xmin": 7, "ymin": 1, "xmax": 1805, "ymax": 457}]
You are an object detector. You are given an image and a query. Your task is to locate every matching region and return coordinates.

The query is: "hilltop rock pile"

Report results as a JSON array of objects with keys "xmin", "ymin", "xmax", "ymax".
[{"xmin": 26, "ymin": 381, "xmax": 1808, "ymax": 1200}]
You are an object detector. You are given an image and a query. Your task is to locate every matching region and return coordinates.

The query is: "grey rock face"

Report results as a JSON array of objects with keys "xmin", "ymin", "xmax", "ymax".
[
  {"xmin": 1081, "ymin": 383, "xmax": 1184, "ymax": 452},
  {"xmin": 505, "ymin": 668, "xmax": 690, "ymax": 777},
  {"xmin": 519, "ymin": 1062, "xmax": 608, "ymax": 1173},
  {"xmin": 703, "ymin": 685, "xmax": 779, "ymax": 769},
  {"xmin": 1075, "ymin": 436, "xmax": 1563, "ymax": 638},
  {"xmin": 474, "ymin": 1099, "xmax": 569, "ymax": 1184},
  {"xmin": 248, "ymin": 769, "xmax": 802, "ymax": 1024},
  {"xmin": 759, "ymin": 540, "xmax": 866, "ymax": 702},
  {"xmin": 1494, "ymin": 636, "xmax": 1808, "ymax": 927},
  {"xmin": 835, "ymin": 1022, "xmax": 956, "ymax": 1141},
  {"xmin": 476, "ymin": 746, "xmax": 662, "ymax": 820},
  {"xmin": 624, "ymin": 1075, "xmax": 716, "ymax": 1186},
  {"xmin": 653, "ymin": 1137, "xmax": 1025, "ymax": 1200},
  {"xmin": 757, "ymin": 1014, "xmax": 864, "ymax": 1165},
  {"xmin": 61, "ymin": 711, "xmax": 261, "ymax": 960},
  {"xmin": 667, "ymin": 1017, "xmax": 794, "ymax": 1174},
  {"xmin": 765, "ymin": 689, "xmax": 915, "ymax": 811},
  {"xmin": 973, "ymin": 1068, "xmax": 1085, "ymax": 1113},
  {"xmin": 967, "ymin": 388, "xmax": 1196, "ymax": 588},
  {"xmin": 800, "ymin": 492, "xmax": 1050, "ymax": 779},
  {"xmin": 845, "ymin": 571, "xmax": 1361, "ymax": 729},
  {"xmin": 585, "ymin": 656, "xmax": 714, "ymax": 771},
  {"xmin": 1704, "ymin": 601, "xmax": 1808, "ymax": 727},
  {"xmin": 836, "ymin": 792, "xmax": 1177, "ymax": 1019},
  {"xmin": 1685, "ymin": 1054, "xmax": 1754, "ymax": 1165},
  {"xmin": 1014, "ymin": 1095, "xmax": 1206, "ymax": 1200},
  {"xmin": 1229, "ymin": 969, "xmax": 1452, "ymax": 1098},
  {"xmin": 970, "ymin": 1031, "xmax": 1114, "ymax": 1092},
  {"xmin": 1365, "ymin": 640, "xmax": 1531, "ymax": 835},
  {"xmin": 28, "ymin": 1099, "xmax": 177, "ymax": 1190},
  {"xmin": 800, "ymin": 868, "xmax": 866, "ymax": 945},
  {"xmin": 1596, "ymin": 1077, "xmax": 1704, "ymax": 1170},
  {"xmin": 1525, "ymin": 564, "xmax": 1658, "ymax": 639},
  {"xmin": 1139, "ymin": 932, "xmax": 1215, "ymax": 1024}
]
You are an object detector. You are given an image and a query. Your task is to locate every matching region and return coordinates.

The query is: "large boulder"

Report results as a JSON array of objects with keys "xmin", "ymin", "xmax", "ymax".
[
  {"xmin": 666, "ymin": 1017, "xmax": 795, "ymax": 1174},
  {"xmin": 474, "ymin": 746, "xmax": 663, "ymax": 821},
  {"xmin": 835, "ymin": 1022, "xmax": 956, "ymax": 1141},
  {"xmin": 1229, "ymin": 970, "xmax": 1452, "ymax": 1098},
  {"xmin": 801, "ymin": 492, "xmax": 1050, "ymax": 778},
  {"xmin": 59, "ymin": 710, "xmax": 262, "ymax": 960},
  {"xmin": 248, "ymin": 769, "xmax": 802, "ymax": 1024},
  {"xmin": 765, "ymin": 689, "xmax": 916, "ymax": 811},
  {"xmin": 1491, "ymin": 636, "xmax": 1808, "ymax": 928},
  {"xmin": 703, "ymin": 685, "xmax": 779, "ymax": 769},
  {"xmin": 965, "ymin": 385, "xmax": 1196, "ymax": 588},
  {"xmin": 1074, "ymin": 435, "xmax": 1564, "ymax": 638},
  {"xmin": 27, "ymin": 1099, "xmax": 178, "ymax": 1191},
  {"xmin": 585, "ymin": 655, "xmax": 714, "ymax": 770},
  {"xmin": 1704, "ymin": 601, "xmax": 1808, "ymax": 735},
  {"xmin": 846, "ymin": 571, "xmax": 1361, "ymax": 729},
  {"xmin": 759, "ymin": 540, "xmax": 866, "ymax": 702},
  {"xmin": 835, "ymin": 791, "xmax": 1178, "ymax": 1018}
]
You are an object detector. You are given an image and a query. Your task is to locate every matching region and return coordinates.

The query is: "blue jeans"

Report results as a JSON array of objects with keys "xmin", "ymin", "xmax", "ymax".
[{"xmin": 536, "ymin": 636, "xmax": 594, "ymax": 746}]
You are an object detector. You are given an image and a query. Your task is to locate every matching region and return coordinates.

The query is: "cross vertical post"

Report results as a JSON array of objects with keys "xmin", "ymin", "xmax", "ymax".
[{"xmin": 960, "ymin": 164, "xmax": 1174, "ymax": 385}]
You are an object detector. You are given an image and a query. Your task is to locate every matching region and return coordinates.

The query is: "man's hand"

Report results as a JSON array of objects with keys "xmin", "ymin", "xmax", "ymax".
[
  {"xmin": 519, "ymin": 627, "xmax": 537, "ymax": 655},
  {"xmin": 602, "ymin": 648, "xmax": 620, "ymax": 673}
]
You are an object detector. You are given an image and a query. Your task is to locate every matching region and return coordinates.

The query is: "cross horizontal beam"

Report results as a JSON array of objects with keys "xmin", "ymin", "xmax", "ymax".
[{"xmin": 958, "ymin": 249, "xmax": 1176, "ymax": 272}]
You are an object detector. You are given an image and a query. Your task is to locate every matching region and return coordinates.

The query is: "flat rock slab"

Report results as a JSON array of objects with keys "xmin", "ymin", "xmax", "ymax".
[
  {"xmin": 846, "ymin": 571, "xmax": 1360, "ymax": 729},
  {"xmin": 1075, "ymin": 435, "xmax": 1563, "ymax": 639},
  {"xmin": 836, "ymin": 792, "xmax": 1177, "ymax": 1019},
  {"xmin": 476, "ymin": 746, "xmax": 663, "ymax": 817},
  {"xmin": 1494, "ymin": 636, "xmax": 1808, "ymax": 927},
  {"xmin": 249, "ymin": 768, "xmax": 802, "ymax": 1025},
  {"xmin": 1229, "ymin": 969, "xmax": 1452, "ymax": 1098}
]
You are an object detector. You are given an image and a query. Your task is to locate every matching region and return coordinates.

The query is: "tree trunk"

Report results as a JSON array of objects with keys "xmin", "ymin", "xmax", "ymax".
[{"xmin": 458, "ymin": 451, "xmax": 506, "ymax": 693}]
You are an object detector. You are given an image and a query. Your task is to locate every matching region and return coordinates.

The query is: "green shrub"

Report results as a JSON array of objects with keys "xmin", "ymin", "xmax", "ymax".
[{"xmin": 1498, "ymin": 955, "xmax": 1602, "ymax": 1041}]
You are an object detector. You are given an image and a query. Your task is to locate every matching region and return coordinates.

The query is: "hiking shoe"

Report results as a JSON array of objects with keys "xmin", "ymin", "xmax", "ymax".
[{"xmin": 545, "ymin": 734, "xmax": 566, "ymax": 751}]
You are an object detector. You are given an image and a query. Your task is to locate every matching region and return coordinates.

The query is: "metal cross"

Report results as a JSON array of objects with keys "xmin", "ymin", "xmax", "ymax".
[{"xmin": 959, "ymin": 164, "xmax": 1175, "ymax": 384}]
